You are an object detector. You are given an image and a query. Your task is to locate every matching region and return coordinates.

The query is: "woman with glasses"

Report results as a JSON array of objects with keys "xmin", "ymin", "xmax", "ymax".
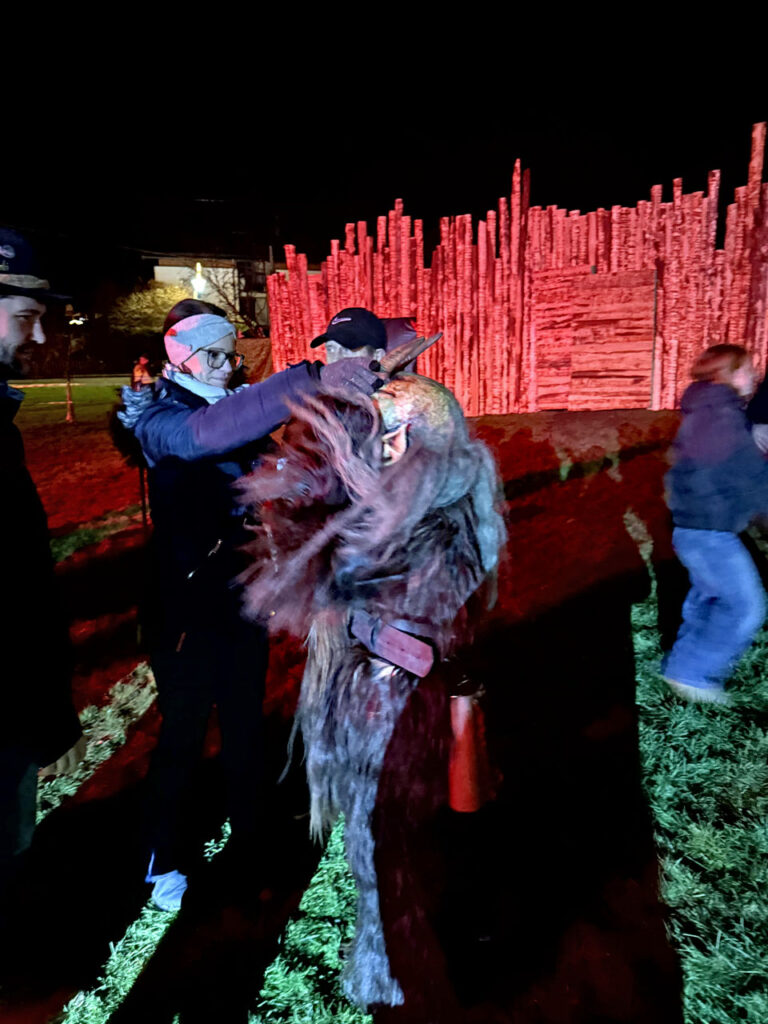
[{"xmin": 120, "ymin": 300, "xmax": 380, "ymax": 910}]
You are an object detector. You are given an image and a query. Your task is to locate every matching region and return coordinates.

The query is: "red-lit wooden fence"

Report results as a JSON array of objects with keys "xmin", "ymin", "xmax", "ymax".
[{"xmin": 267, "ymin": 123, "xmax": 768, "ymax": 414}]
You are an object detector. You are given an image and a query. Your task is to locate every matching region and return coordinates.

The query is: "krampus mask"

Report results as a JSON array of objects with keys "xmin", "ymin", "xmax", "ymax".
[{"xmin": 238, "ymin": 366, "xmax": 505, "ymax": 1008}]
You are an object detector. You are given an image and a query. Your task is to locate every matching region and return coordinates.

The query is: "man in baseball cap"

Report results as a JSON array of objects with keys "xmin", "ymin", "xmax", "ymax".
[
  {"xmin": 0, "ymin": 228, "xmax": 84, "ymax": 932},
  {"xmin": 0, "ymin": 227, "xmax": 69, "ymax": 377},
  {"xmin": 310, "ymin": 307, "xmax": 387, "ymax": 365}
]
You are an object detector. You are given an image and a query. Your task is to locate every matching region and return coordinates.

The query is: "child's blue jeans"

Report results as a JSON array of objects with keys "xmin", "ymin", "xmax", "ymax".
[{"xmin": 663, "ymin": 527, "xmax": 766, "ymax": 693}]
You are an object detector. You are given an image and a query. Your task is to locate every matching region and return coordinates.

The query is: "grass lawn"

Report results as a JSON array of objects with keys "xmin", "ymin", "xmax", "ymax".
[
  {"xmin": 11, "ymin": 376, "xmax": 126, "ymax": 428},
  {"xmin": 634, "ymin": 570, "xmax": 768, "ymax": 1023},
  {"xmin": 61, "ymin": 817, "xmax": 371, "ymax": 1024}
]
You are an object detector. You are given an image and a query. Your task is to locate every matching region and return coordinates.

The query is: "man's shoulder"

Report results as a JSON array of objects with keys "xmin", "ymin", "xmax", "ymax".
[
  {"xmin": 0, "ymin": 380, "xmax": 24, "ymax": 419},
  {"xmin": 0, "ymin": 401, "xmax": 26, "ymax": 465}
]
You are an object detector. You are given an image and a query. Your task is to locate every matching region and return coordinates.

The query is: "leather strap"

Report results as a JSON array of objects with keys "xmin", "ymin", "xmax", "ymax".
[{"xmin": 350, "ymin": 610, "xmax": 434, "ymax": 677}]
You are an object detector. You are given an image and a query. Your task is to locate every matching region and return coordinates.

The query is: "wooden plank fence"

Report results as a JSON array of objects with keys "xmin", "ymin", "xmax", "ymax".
[{"xmin": 267, "ymin": 123, "xmax": 768, "ymax": 413}]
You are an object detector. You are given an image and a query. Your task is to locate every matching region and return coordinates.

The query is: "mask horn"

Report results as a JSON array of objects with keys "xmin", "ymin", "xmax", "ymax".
[{"xmin": 377, "ymin": 332, "xmax": 443, "ymax": 377}]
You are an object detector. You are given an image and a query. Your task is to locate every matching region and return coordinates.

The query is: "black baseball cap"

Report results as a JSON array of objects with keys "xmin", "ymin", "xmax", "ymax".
[
  {"xmin": 310, "ymin": 307, "xmax": 387, "ymax": 351},
  {"xmin": 0, "ymin": 227, "xmax": 69, "ymax": 301}
]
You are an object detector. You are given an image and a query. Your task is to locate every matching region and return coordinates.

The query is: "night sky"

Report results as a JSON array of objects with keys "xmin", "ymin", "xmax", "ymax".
[{"xmin": 2, "ymin": 84, "xmax": 764, "ymax": 310}]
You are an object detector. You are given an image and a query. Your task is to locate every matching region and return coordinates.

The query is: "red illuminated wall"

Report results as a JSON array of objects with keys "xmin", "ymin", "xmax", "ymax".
[{"xmin": 267, "ymin": 124, "xmax": 768, "ymax": 414}]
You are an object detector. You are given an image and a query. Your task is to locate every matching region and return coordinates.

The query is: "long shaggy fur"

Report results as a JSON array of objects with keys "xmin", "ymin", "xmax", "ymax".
[{"xmin": 237, "ymin": 379, "xmax": 505, "ymax": 1008}]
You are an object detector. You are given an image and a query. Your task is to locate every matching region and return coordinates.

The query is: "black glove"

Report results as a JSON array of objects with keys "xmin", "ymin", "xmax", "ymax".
[{"xmin": 319, "ymin": 357, "xmax": 383, "ymax": 396}]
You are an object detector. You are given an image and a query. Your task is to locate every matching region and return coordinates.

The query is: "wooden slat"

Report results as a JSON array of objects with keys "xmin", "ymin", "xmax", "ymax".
[{"xmin": 568, "ymin": 271, "xmax": 655, "ymax": 410}]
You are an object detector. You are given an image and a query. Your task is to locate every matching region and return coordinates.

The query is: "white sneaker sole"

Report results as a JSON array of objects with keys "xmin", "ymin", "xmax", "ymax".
[{"xmin": 664, "ymin": 678, "xmax": 732, "ymax": 705}]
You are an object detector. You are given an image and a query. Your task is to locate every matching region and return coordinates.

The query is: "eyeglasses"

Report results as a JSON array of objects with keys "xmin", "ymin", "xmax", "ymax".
[{"xmin": 193, "ymin": 348, "xmax": 245, "ymax": 371}]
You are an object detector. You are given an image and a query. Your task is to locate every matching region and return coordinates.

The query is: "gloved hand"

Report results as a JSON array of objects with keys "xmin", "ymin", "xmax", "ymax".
[
  {"xmin": 117, "ymin": 384, "xmax": 154, "ymax": 429},
  {"xmin": 319, "ymin": 357, "xmax": 383, "ymax": 396}
]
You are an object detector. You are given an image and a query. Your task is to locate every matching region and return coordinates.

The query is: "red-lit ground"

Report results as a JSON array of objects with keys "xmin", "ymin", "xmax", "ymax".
[
  {"xmin": 3, "ymin": 408, "xmax": 686, "ymax": 1023},
  {"xmin": 24, "ymin": 422, "xmax": 143, "ymax": 534}
]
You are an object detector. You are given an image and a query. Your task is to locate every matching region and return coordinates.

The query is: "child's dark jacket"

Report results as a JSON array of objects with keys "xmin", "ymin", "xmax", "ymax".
[{"xmin": 666, "ymin": 381, "xmax": 768, "ymax": 533}]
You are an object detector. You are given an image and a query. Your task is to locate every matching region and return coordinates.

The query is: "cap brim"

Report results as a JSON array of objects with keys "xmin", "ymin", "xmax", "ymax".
[
  {"xmin": 0, "ymin": 283, "xmax": 70, "ymax": 302},
  {"xmin": 309, "ymin": 334, "xmax": 328, "ymax": 348}
]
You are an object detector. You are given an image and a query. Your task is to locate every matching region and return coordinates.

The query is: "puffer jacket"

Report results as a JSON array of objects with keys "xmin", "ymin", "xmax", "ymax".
[
  {"xmin": 123, "ymin": 364, "xmax": 320, "ymax": 646},
  {"xmin": 666, "ymin": 381, "xmax": 768, "ymax": 533}
]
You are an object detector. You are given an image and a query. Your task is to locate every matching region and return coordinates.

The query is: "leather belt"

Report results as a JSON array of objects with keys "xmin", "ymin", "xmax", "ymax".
[{"xmin": 349, "ymin": 610, "xmax": 435, "ymax": 677}]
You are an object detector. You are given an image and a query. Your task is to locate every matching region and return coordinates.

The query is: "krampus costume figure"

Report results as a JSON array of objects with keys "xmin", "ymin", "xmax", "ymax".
[{"xmin": 238, "ymin": 364, "xmax": 505, "ymax": 1015}]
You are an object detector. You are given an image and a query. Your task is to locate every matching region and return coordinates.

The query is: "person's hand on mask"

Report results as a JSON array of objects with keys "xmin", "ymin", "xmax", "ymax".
[{"xmin": 319, "ymin": 357, "xmax": 384, "ymax": 395}]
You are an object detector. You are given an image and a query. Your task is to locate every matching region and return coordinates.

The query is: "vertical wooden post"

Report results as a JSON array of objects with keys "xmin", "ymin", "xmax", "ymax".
[{"xmin": 65, "ymin": 333, "xmax": 75, "ymax": 424}]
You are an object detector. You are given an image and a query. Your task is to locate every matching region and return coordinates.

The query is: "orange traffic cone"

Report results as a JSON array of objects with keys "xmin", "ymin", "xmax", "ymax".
[{"xmin": 448, "ymin": 693, "xmax": 495, "ymax": 812}]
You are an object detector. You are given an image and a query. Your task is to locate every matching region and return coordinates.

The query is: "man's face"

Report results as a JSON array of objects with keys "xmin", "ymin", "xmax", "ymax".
[
  {"xmin": 324, "ymin": 340, "xmax": 383, "ymax": 365},
  {"xmin": 0, "ymin": 295, "xmax": 46, "ymax": 372}
]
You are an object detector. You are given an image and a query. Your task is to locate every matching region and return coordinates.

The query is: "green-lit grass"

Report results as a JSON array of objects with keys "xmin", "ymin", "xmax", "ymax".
[
  {"xmin": 37, "ymin": 663, "xmax": 157, "ymax": 825},
  {"xmin": 50, "ymin": 505, "xmax": 144, "ymax": 562},
  {"xmin": 634, "ymin": 570, "xmax": 768, "ymax": 1024},
  {"xmin": 62, "ymin": 820, "xmax": 232, "ymax": 1024},
  {"xmin": 12, "ymin": 377, "xmax": 125, "ymax": 428},
  {"xmin": 61, "ymin": 818, "xmax": 369, "ymax": 1024},
  {"xmin": 251, "ymin": 820, "xmax": 372, "ymax": 1024},
  {"xmin": 64, "ymin": 904, "xmax": 182, "ymax": 1022}
]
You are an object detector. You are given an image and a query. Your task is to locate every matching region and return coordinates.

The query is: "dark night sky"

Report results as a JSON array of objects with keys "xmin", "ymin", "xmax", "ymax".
[{"xmin": 2, "ymin": 78, "xmax": 764, "ymax": 309}]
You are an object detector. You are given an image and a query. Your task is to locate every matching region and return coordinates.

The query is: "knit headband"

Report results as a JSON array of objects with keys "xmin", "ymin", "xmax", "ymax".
[{"xmin": 164, "ymin": 313, "xmax": 236, "ymax": 366}]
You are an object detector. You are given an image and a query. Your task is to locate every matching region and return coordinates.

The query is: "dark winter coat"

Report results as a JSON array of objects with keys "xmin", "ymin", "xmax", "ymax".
[
  {"xmin": 666, "ymin": 381, "xmax": 768, "ymax": 533},
  {"xmin": 129, "ymin": 365, "xmax": 320, "ymax": 646},
  {"xmin": 0, "ymin": 381, "xmax": 81, "ymax": 763}
]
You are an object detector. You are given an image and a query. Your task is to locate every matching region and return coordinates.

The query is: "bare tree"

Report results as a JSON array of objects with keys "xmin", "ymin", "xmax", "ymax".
[{"xmin": 193, "ymin": 266, "xmax": 274, "ymax": 382}]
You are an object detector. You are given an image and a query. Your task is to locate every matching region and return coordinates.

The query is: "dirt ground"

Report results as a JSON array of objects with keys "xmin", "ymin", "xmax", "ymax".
[
  {"xmin": 24, "ymin": 406, "xmax": 680, "ymax": 536},
  {"xmin": 24, "ymin": 421, "xmax": 143, "ymax": 534},
  {"xmin": 23, "ymin": 407, "xmax": 687, "ymax": 749}
]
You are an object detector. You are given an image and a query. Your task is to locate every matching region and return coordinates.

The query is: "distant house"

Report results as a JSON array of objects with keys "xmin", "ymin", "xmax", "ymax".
[{"xmin": 153, "ymin": 256, "xmax": 272, "ymax": 332}]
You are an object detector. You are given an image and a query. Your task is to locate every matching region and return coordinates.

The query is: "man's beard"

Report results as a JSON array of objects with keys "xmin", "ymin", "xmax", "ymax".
[{"xmin": 7, "ymin": 344, "xmax": 36, "ymax": 377}]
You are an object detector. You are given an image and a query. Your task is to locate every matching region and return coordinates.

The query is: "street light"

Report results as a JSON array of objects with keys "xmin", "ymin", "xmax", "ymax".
[{"xmin": 191, "ymin": 261, "xmax": 207, "ymax": 298}]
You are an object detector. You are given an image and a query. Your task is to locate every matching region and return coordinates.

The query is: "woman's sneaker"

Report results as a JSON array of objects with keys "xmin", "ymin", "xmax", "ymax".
[
  {"xmin": 145, "ymin": 853, "xmax": 188, "ymax": 912},
  {"xmin": 663, "ymin": 677, "xmax": 732, "ymax": 705}
]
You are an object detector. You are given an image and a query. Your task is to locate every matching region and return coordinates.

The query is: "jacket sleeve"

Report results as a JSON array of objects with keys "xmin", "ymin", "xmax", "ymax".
[
  {"xmin": 691, "ymin": 402, "xmax": 768, "ymax": 512},
  {"xmin": 717, "ymin": 416, "xmax": 768, "ymax": 511},
  {"xmin": 136, "ymin": 362, "xmax": 320, "ymax": 463}
]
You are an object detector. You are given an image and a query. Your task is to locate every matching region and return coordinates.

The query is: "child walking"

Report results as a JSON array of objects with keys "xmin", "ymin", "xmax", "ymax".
[{"xmin": 664, "ymin": 344, "xmax": 768, "ymax": 703}]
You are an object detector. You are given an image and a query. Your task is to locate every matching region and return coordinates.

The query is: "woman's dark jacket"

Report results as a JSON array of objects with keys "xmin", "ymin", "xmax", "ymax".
[
  {"xmin": 0, "ymin": 381, "xmax": 81, "ymax": 763},
  {"xmin": 129, "ymin": 365, "xmax": 319, "ymax": 647},
  {"xmin": 666, "ymin": 381, "xmax": 768, "ymax": 533}
]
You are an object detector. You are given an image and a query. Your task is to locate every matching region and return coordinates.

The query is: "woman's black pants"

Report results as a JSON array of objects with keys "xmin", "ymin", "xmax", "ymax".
[{"xmin": 145, "ymin": 619, "xmax": 268, "ymax": 875}]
